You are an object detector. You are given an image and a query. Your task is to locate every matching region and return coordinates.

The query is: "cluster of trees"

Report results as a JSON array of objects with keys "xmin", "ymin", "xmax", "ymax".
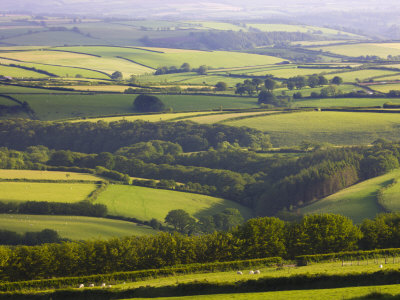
[
  {"xmin": 0, "ymin": 200, "xmax": 107, "ymax": 218},
  {"xmin": 3, "ymin": 213, "xmax": 400, "ymax": 282},
  {"xmin": 285, "ymin": 74, "xmax": 341, "ymax": 90},
  {"xmin": 0, "ymin": 119, "xmax": 270, "ymax": 153},
  {"xmin": 155, "ymin": 63, "xmax": 209, "ymax": 75},
  {"xmin": 142, "ymin": 31, "xmax": 317, "ymax": 51},
  {"xmin": 133, "ymin": 94, "xmax": 166, "ymax": 112},
  {"xmin": 0, "ymin": 229, "xmax": 62, "ymax": 246},
  {"xmin": 164, "ymin": 208, "xmax": 244, "ymax": 234}
]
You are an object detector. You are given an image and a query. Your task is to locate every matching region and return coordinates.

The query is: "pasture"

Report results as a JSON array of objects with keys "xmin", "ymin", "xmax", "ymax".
[
  {"xmin": 300, "ymin": 169, "xmax": 400, "ymax": 223},
  {"xmin": 0, "ymin": 169, "xmax": 101, "ymax": 181},
  {"xmin": 185, "ymin": 111, "xmax": 278, "ymax": 124},
  {"xmin": 115, "ymin": 260, "xmax": 400, "ymax": 293},
  {"xmin": 292, "ymin": 97, "xmax": 400, "ymax": 108},
  {"xmin": 95, "ymin": 185, "xmax": 253, "ymax": 221},
  {"xmin": 224, "ymin": 111, "xmax": 400, "ymax": 146},
  {"xmin": 325, "ymin": 69, "xmax": 399, "ymax": 82},
  {"xmin": 0, "ymin": 182, "xmax": 97, "ymax": 203},
  {"xmin": 311, "ymin": 43, "xmax": 400, "ymax": 58},
  {"xmin": 0, "ymin": 64, "xmax": 48, "ymax": 78},
  {"xmin": 53, "ymin": 46, "xmax": 285, "ymax": 69},
  {"xmin": 246, "ymin": 24, "xmax": 359, "ymax": 37},
  {"xmin": 368, "ymin": 83, "xmax": 400, "ymax": 93},
  {"xmin": 0, "ymin": 214, "xmax": 156, "ymax": 240},
  {"xmin": 13, "ymin": 94, "xmax": 258, "ymax": 120},
  {"xmin": 71, "ymin": 111, "xmax": 222, "ymax": 123},
  {"xmin": 381, "ymin": 179, "xmax": 400, "ymax": 211},
  {"xmin": 0, "ymin": 49, "xmax": 154, "ymax": 77},
  {"xmin": 130, "ymin": 285, "xmax": 400, "ymax": 300}
]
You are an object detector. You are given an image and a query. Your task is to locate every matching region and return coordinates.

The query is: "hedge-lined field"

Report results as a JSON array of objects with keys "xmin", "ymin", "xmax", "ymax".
[
  {"xmin": 325, "ymin": 69, "xmax": 398, "ymax": 82},
  {"xmin": 369, "ymin": 83, "xmax": 400, "ymax": 93},
  {"xmin": 53, "ymin": 46, "xmax": 285, "ymax": 69},
  {"xmin": 300, "ymin": 169, "xmax": 400, "ymax": 223},
  {"xmin": 0, "ymin": 182, "xmax": 97, "ymax": 203},
  {"xmin": 292, "ymin": 97, "xmax": 400, "ymax": 108},
  {"xmin": 0, "ymin": 170, "xmax": 101, "ymax": 181},
  {"xmin": 0, "ymin": 65, "xmax": 48, "ymax": 79},
  {"xmin": 12, "ymin": 94, "xmax": 258, "ymax": 120},
  {"xmin": 0, "ymin": 214, "xmax": 156, "ymax": 240},
  {"xmin": 95, "ymin": 185, "xmax": 253, "ymax": 221},
  {"xmin": 224, "ymin": 111, "xmax": 400, "ymax": 146},
  {"xmin": 381, "ymin": 179, "xmax": 400, "ymax": 211},
  {"xmin": 0, "ymin": 49, "xmax": 154, "ymax": 77},
  {"xmin": 311, "ymin": 43, "xmax": 400, "ymax": 58},
  {"xmin": 127, "ymin": 285, "xmax": 400, "ymax": 300}
]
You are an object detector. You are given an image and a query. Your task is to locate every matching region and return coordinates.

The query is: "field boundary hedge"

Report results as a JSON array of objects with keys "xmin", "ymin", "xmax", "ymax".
[
  {"xmin": 295, "ymin": 248, "xmax": 400, "ymax": 265},
  {"xmin": 3, "ymin": 269, "xmax": 400, "ymax": 299},
  {"xmin": 0, "ymin": 257, "xmax": 282, "ymax": 292}
]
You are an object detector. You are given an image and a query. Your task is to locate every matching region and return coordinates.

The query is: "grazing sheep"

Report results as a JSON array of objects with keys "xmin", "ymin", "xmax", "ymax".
[
  {"xmin": 380, "ymin": 264, "xmax": 383, "ymax": 268},
  {"xmin": 249, "ymin": 270, "xmax": 254, "ymax": 275},
  {"xmin": 107, "ymin": 285, "xmax": 112, "ymax": 288},
  {"xmin": 101, "ymin": 283, "xmax": 106, "ymax": 287},
  {"xmin": 79, "ymin": 284, "xmax": 84, "ymax": 288},
  {"xmin": 254, "ymin": 270, "xmax": 261, "ymax": 274},
  {"xmin": 237, "ymin": 271, "xmax": 243, "ymax": 275},
  {"xmin": 89, "ymin": 283, "xmax": 95, "ymax": 287}
]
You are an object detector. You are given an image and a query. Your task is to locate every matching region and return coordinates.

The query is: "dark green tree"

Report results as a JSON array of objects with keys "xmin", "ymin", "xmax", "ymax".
[
  {"xmin": 215, "ymin": 81, "xmax": 228, "ymax": 91},
  {"xmin": 264, "ymin": 78, "xmax": 277, "ymax": 92},
  {"xmin": 133, "ymin": 94, "xmax": 165, "ymax": 112},
  {"xmin": 331, "ymin": 76, "xmax": 343, "ymax": 85},
  {"xmin": 111, "ymin": 71, "xmax": 123, "ymax": 81},
  {"xmin": 165, "ymin": 209, "xmax": 196, "ymax": 233}
]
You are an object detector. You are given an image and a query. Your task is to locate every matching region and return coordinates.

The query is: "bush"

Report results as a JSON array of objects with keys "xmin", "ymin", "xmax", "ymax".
[{"xmin": 133, "ymin": 94, "xmax": 166, "ymax": 112}]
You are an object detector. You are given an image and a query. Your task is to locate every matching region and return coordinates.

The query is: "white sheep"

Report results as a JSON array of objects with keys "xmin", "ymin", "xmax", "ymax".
[
  {"xmin": 380, "ymin": 264, "xmax": 383, "ymax": 269},
  {"xmin": 79, "ymin": 284, "xmax": 84, "ymax": 288},
  {"xmin": 249, "ymin": 270, "xmax": 254, "ymax": 275},
  {"xmin": 89, "ymin": 283, "xmax": 95, "ymax": 287},
  {"xmin": 254, "ymin": 270, "xmax": 261, "ymax": 274},
  {"xmin": 107, "ymin": 285, "xmax": 112, "ymax": 288},
  {"xmin": 237, "ymin": 271, "xmax": 243, "ymax": 275},
  {"xmin": 101, "ymin": 283, "xmax": 106, "ymax": 288}
]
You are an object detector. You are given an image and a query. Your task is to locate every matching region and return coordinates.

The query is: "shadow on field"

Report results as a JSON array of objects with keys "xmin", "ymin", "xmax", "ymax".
[{"xmin": 348, "ymin": 291, "xmax": 400, "ymax": 300}]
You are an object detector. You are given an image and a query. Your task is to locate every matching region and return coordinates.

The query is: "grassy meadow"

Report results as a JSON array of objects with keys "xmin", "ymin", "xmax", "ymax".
[
  {"xmin": 381, "ymin": 179, "xmax": 400, "ymax": 211},
  {"xmin": 300, "ymin": 170, "xmax": 400, "ymax": 223},
  {"xmin": 0, "ymin": 214, "xmax": 156, "ymax": 240},
  {"xmin": 292, "ymin": 97, "xmax": 400, "ymax": 108},
  {"xmin": 224, "ymin": 111, "xmax": 400, "ymax": 146},
  {"xmin": 53, "ymin": 46, "xmax": 285, "ymax": 69},
  {"xmin": 129, "ymin": 285, "xmax": 400, "ymax": 300},
  {"xmin": 325, "ymin": 69, "xmax": 399, "ymax": 82},
  {"xmin": 0, "ymin": 182, "xmax": 97, "ymax": 203},
  {"xmin": 95, "ymin": 185, "xmax": 253, "ymax": 221},
  {"xmin": 368, "ymin": 83, "xmax": 400, "ymax": 93},
  {"xmin": 0, "ymin": 64, "xmax": 49, "ymax": 78},
  {"xmin": 0, "ymin": 169, "xmax": 101, "ymax": 181},
  {"xmin": 311, "ymin": 43, "xmax": 400, "ymax": 58},
  {"xmin": 12, "ymin": 94, "xmax": 258, "ymax": 120}
]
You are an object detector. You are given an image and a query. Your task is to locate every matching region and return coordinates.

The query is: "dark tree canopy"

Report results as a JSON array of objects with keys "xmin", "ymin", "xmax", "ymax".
[
  {"xmin": 111, "ymin": 71, "xmax": 123, "ymax": 81},
  {"xmin": 133, "ymin": 94, "xmax": 166, "ymax": 112}
]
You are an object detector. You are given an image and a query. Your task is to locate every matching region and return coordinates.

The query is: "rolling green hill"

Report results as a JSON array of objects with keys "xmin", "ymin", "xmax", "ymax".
[
  {"xmin": 95, "ymin": 185, "xmax": 253, "ymax": 221},
  {"xmin": 300, "ymin": 169, "xmax": 400, "ymax": 223},
  {"xmin": 224, "ymin": 111, "xmax": 400, "ymax": 147},
  {"xmin": 0, "ymin": 214, "xmax": 156, "ymax": 240}
]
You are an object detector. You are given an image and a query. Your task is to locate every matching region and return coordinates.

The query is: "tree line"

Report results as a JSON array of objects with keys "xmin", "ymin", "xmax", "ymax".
[{"xmin": 2, "ymin": 213, "xmax": 400, "ymax": 282}]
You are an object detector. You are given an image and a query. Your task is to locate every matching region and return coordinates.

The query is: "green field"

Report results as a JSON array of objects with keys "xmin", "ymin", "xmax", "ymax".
[
  {"xmin": 300, "ymin": 170, "xmax": 400, "ymax": 223},
  {"xmin": 292, "ymin": 98, "xmax": 400, "ymax": 108},
  {"xmin": 381, "ymin": 179, "xmax": 400, "ymax": 211},
  {"xmin": 95, "ymin": 185, "xmax": 253, "ymax": 221},
  {"xmin": 0, "ymin": 214, "xmax": 156, "ymax": 240},
  {"xmin": 185, "ymin": 111, "xmax": 277, "ymax": 124},
  {"xmin": 53, "ymin": 46, "xmax": 285, "ymax": 69},
  {"xmin": 71, "ymin": 111, "xmax": 221, "ymax": 123},
  {"xmin": 325, "ymin": 69, "xmax": 398, "ymax": 82},
  {"xmin": 0, "ymin": 49, "xmax": 154, "ymax": 77},
  {"xmin": 0, "ymin": 64, "xmax": 50, "ymax": 78},
  {"xmin": 248, "ymin": 67, "xmax": 341, "ymax": 78},
  {"xmin": 129, "ymin": 285, "xmax": 400, "ymax": 300},
  {"xmin": 311, "ymin": 43, "xmax": 400, "ymax": 58},
  {"xmin": 12, "ymin": 94, "xmax": 258, "ymax": 120},
  {"xmin": 1, "ymin": 30, "xmax": 105, "ymax": 46},
  {"xmin": 0, "ymin": 169, "xmax": 101, "ymax": 181},
  {"xmin": 368, "ymin": 83, "xmax": 400, "ymax": 93},
  {"xmin": 0, "ymin": 182, "xmax": 96, "ymax": 203},
  {"xmin": 0, "ymin": 84, "xmax": 80, "ymax": 94},
  {"xmin": 224, "ymin": 111, "xmax": 400, "ymax": 146},
  {"xmin": 0, "ymin": 57, "xmax": 111, "ymax": 79},
  {"xmin": 114, "ymin": 260, "xmax": 400, "ymax": 290}
]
